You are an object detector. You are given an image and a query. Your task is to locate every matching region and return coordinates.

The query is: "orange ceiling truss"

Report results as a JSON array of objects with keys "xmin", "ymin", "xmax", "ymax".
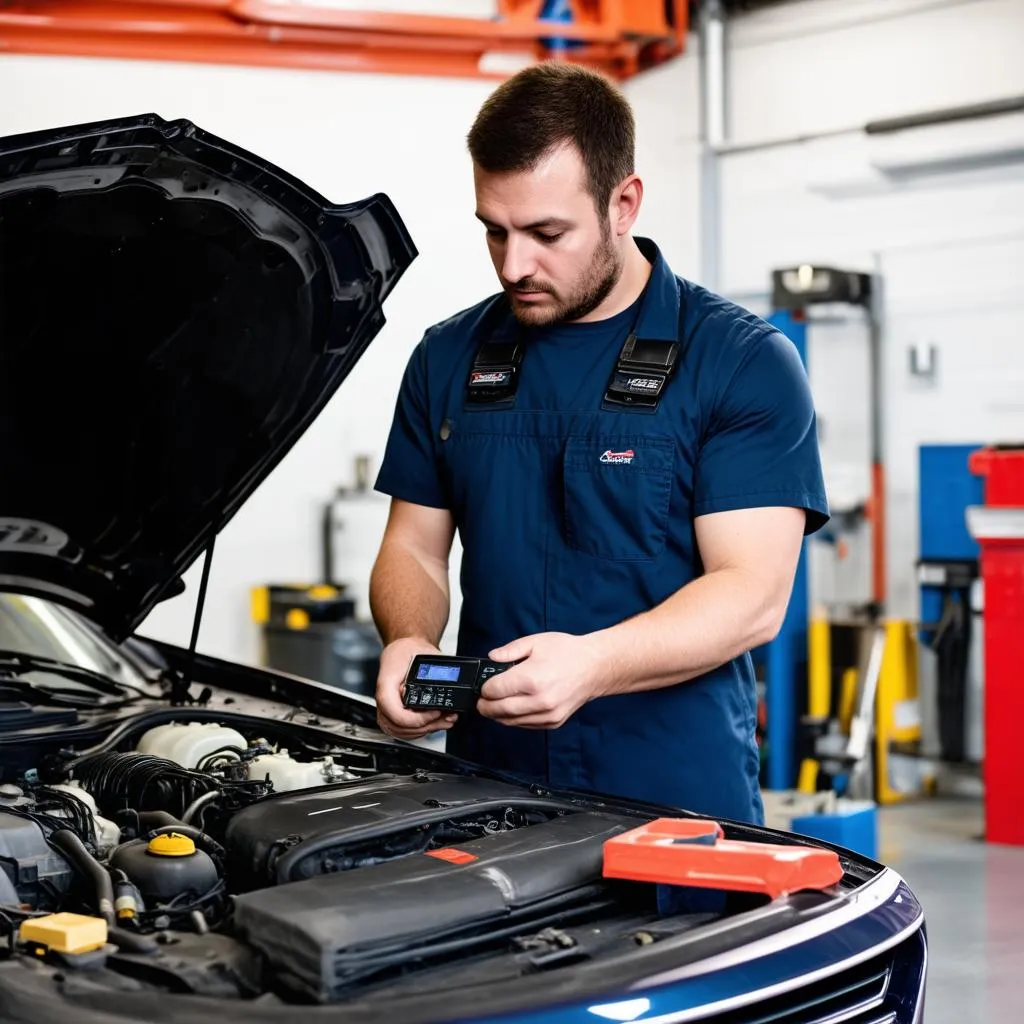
[{"xmin": 0, "ymin": 1, "xmax": 690, "ymax": 81}]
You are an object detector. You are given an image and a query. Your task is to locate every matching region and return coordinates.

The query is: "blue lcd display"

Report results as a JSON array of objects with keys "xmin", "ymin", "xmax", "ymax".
[{"xmin": 417, "ymin": 662, "xmax": 461, "ymax": 682}]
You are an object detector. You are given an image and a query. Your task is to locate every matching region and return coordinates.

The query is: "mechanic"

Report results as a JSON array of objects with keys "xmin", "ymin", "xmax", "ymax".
[{"xmin": 369, "ymin": 63, "xmax": 829, "ymax": 826}]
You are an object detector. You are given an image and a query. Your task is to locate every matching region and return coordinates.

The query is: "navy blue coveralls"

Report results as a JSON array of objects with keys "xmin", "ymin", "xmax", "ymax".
[{"xmin": 375, "ymin": 238, "xmax": 829, "ymax": 825}]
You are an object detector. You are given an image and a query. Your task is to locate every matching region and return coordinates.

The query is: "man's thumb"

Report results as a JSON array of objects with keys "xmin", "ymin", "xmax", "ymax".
[{"xmin": 490, "ymin": 636, "xmax": 532, "ymax": 663}]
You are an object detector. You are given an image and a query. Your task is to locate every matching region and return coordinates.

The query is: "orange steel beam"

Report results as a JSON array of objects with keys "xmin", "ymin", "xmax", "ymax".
[{"xmin": 0, "ymin": 1, "xmax": 688, "ymax": 80}]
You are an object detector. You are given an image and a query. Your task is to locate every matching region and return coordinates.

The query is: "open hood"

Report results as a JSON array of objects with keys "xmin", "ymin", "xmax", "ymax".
[{"xmin": 0, "ymin": 113, "xmax": 416, "ymax": 641}]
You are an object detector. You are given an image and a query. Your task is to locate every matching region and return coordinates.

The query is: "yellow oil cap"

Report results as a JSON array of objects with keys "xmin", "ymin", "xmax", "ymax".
[
  {"xmin": 147, "ymin": 832, "xmax": 196, "ymax": 857},
  {"xmin": 19, "ymin": 913, "xmax": 108, "ymax": 955},
  {"xmin": 306, "ymin": 584, "xmax": 338, "ymax": 600}
]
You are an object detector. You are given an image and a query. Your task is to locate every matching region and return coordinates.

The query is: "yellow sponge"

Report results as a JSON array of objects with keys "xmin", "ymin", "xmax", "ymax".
[{"xmin": 19, "ymin": 913, "xmax": 108, "ymax": 955}]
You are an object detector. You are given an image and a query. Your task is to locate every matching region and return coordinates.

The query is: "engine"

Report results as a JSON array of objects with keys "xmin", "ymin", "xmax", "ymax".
[
  {"xmin": 0, "ymin": 718, "xmax": 651, "ymax": 1005},
  {"xmin": 0, "ymin": 721, "xmax": 360, "ymax": 939}
]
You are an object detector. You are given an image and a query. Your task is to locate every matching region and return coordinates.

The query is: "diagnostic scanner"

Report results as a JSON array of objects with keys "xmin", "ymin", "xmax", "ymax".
[{"xmin": 402, "ymin": 654, "xmax": 518, "ymax": 713}]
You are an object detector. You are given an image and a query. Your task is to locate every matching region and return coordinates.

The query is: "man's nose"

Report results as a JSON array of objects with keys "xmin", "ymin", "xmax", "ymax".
[{"xmin": 501, "ymin": 236, "xmax": 538, "ymax": 285}]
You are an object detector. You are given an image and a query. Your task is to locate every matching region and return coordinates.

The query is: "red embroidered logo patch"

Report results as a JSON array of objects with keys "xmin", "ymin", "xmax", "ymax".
[{"xmin": 600, "ymin": 449, "xmax": 635, "ymax": 465}]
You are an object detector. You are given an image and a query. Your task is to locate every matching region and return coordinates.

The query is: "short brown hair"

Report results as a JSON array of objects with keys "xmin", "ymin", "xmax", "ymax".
[{"xmin": 467, "ymin": 62, "xmax": 635, "ymax": 216}]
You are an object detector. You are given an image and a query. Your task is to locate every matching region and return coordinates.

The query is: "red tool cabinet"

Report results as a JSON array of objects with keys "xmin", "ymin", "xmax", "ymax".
[{"xmin": 968, "ymin": 446, "xmax": 1024, "ymax": 847}]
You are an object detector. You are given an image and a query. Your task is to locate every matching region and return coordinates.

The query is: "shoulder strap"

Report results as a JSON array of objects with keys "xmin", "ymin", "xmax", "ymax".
[
  {"xmin": 463, "ymin": 277, "xmax": 689, "ymax": 411},
  {"xmin": 464, "ymin": 297, "xmax": 524, "ymax": 406},
  {"xmin": 603, "ymin": 334, "xmax": 680, "ymax": 409},
  {"xmin": 603, "ymin": 278, "xmax": 688, "ymax": 410}
]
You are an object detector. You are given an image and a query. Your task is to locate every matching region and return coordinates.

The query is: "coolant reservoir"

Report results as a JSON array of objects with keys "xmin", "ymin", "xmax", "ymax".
[
  {"xmin": 136, "ymin": 722, "xmax": 247, "ymax": 769},
  {"xmin": 50, "ymin": 782, "xmax": 121, "ymax": 852},
  {"xmin": 134, "ymin": 723, "xmax": 180, "ymax": 756},
  {"xmin": 110, "ymin": 833, "xmax": 219, "ymax": 905},
  {"xmin": 246, "ymin": 751, "xmax": 332, "ymax": 793}
]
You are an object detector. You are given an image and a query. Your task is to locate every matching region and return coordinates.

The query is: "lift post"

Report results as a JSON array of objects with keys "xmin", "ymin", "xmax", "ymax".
[{"xmin": 758, "ymin": 265, "xmax": 883, "ymax": 793}]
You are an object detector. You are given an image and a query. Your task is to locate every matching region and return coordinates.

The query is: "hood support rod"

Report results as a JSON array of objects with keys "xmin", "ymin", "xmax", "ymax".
[{"xmin": 170, "ymin": 536, "xmax": 216, "ymax": 706}]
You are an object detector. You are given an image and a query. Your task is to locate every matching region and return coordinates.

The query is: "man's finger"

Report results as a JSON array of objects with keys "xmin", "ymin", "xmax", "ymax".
[
  {"xmin": 490, "ymin": 709, "xmax": 562, "ymax": 729},
  {"xmin": 378, "ymin": 705, "xmax": 445, "ymax": 731},
  {"xmin": 396, "ymin": 710, "xmax": 446, "ymax": 729},
  {"xmin": 389, "ymin": 725, "xmax": 449, "ymax": 740},
  {"xmin": 477, "ymin": 694, "xmax": 541, "ymax": 720},
  {"xmin": 376, "ymin": 679, "xmax": 437, "ymax": 724},
  {"xmin": 378, "ymin": 714, "xmax": 452, "ymax": 740},
  {"xmin": 477, "ymin": 704, "xmax": 558, "ymax": 730},
  {"xmin": 478, "ymin": 667, "xmax": 532, "ymax": 702},
  {"xmin": 489, "ymin": 635, "xmax": 535, "ymax": 663}
]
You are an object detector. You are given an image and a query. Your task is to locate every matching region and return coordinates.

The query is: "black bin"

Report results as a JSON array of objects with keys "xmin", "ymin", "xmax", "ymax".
[{"xmin": 255, "ymin": 584, "xmax": 381, "ymax": 698}]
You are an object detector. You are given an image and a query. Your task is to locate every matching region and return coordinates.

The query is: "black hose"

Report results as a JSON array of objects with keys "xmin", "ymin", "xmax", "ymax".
[
  {"xmin": 144, "ymin": 822, "xmax": 226, "ymax": 865},
  {"xmin": 70, "ymin": 752, "xmax": 219, "ymax": 821},
  {"xmin": 136, "ymin": 811, "xmax": 181, "ymax": 831},
  {"xmin": 107, "ymin": 928, "xmax": 158, "ymax": 955},
  {"xmin": 49, "ymin": 830, "xmax": 115, "ymax": 927}
]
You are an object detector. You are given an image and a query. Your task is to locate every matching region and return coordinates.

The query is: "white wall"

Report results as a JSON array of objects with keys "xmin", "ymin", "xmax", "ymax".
[
  {"xmin": 0, "ymin": 41, "xmax": 701, "ymax": 664},
  {"xmin": 717, "ymin": 0, "xmax": 1024, "ymax": 618}
]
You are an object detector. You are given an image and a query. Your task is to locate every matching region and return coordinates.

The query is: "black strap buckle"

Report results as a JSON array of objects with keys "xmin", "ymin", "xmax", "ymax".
[
  {"xmin": 466, "ymin": 338, "xmax": 523, "ymax": 405},
  {"xmin": 604, "ymin": 335, "xmax": 680, "ymax": 409}
]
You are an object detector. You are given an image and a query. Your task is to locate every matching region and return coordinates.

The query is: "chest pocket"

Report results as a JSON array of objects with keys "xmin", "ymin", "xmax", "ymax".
[{"xmin": 562, "ymin": 434, "xmax": 675, "ymax": 561}]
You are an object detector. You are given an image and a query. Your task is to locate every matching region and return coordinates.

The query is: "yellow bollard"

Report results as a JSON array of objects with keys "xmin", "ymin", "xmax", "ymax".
[{"xmin": 800, "ymin": 613, "xmax": 833, "ymax": 793}]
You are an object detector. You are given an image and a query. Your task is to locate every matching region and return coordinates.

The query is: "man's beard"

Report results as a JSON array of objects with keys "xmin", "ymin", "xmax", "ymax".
[{"xmin": 507, "ymin": 233, "xmax": 622, "ymax": 327}]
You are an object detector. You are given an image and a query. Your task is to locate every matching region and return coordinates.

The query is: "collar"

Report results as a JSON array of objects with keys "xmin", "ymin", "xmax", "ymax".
[
  {"xmin": 487, "ymin": 235, "xmax": 680, "ymax": 343},
  {"xmin": 632, "ymin": 236, "xmax": 681, "ymax": 343}
]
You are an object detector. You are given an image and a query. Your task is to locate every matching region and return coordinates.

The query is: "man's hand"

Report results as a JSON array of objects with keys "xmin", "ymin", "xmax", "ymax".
[
  {"xmin": 477, "ymin": 632, "xmax": 608, "ymax": 729},
  {"xmin": 375, "ymin": 637, "xmax": 458, "ymax": 740}
]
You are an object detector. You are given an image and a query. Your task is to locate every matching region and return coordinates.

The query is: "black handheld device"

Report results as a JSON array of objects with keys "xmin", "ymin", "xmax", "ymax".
[{"xmin": 401, "ymin": 654, "xmax": 518, "ymax": 713}]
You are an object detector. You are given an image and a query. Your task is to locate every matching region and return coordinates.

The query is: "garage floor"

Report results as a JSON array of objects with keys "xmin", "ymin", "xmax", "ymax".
[{"xmin": 878, "ymin": 796, "xmax": 1023, "ymax": 1023}]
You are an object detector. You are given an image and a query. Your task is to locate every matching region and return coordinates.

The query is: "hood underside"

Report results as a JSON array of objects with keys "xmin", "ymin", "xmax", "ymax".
[{"xmin": 0, "ymin": 113, "xmax": 416, "ymax": 640}]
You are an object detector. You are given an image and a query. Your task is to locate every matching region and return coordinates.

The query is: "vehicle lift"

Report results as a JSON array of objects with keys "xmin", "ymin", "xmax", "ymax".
[
  {"xmin": 752, "ymin": 265, "xmax": 902, "ymax": 856},
  {"xmin": 752, "ymin": 264, "xmax": 882, "ymax": 789}
]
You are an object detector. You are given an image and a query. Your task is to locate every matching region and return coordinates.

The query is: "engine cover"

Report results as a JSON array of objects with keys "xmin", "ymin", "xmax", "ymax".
[
  {"xmin": 224, "ymin": 772, "xmax": 543, "ymax": 889},
  {"xmin": 232, "ymin": 810, "xmax": 636, "ymax": 1003}
]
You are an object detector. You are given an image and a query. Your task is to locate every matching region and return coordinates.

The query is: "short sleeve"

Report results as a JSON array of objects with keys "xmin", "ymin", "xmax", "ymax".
[
  {"xmin": 374, "ymin": 334, "xmax": 449, "ymax": 509},
  {"xmin": 693, "ymin": 327, "xmax": 830, "ymax": 535}
]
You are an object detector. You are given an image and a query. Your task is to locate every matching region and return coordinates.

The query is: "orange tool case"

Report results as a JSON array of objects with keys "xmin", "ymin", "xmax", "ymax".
[{"xmin": 602, "ymin": 818, "xmax": 844, "ymax": 900}]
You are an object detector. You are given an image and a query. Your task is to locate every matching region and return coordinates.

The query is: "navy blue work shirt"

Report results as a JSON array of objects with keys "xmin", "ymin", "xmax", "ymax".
[{"xmin": 375, "ymin": 238, "xmax": 829, "ymax": 825}]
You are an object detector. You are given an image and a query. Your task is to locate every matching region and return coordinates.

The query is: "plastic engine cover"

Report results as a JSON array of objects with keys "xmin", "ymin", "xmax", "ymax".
[
  {"xmin": 224, "ymin": 772, "xmax": 535, "ymax": 889},
  {"xmin": 232, "ymin": 810, "xmax": 636, "ymax": 1003}
]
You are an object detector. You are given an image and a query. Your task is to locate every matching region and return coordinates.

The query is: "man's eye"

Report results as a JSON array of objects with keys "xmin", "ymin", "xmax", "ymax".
[
  {"xmin": 485, "ymin": 228, "xmax": 505, "ymax": 239},
  {"xmin": 537, "ymin": 233, "xmax": 563, "ymax": 244}
]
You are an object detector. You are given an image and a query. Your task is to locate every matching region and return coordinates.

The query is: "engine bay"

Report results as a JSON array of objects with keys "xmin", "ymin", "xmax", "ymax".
[{"xmin": 0, "ymin": 713, "xmax": 769, "ymax": 1009}]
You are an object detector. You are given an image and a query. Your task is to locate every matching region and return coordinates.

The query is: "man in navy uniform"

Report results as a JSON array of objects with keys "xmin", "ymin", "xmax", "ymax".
[{"xmin": 369, "ymin": 63, "xmax": 828, "ymax": 825}]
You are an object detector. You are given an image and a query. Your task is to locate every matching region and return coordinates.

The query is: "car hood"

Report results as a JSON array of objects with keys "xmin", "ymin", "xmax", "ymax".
[{"xmin": 0, "ymin": 113, "xmax": 416, "ymax": 641}]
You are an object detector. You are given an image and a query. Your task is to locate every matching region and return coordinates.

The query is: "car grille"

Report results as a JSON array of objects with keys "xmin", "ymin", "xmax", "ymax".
[
  {"xmin": 708, "ymin": 938, "xmax": 918, "ymax": 1024},
  {"xmin": 736, "ymin": 959, "xmax": 890, "ymax": 1023}
]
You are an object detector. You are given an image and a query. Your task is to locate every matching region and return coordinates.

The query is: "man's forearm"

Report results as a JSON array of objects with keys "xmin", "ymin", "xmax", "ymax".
[
  {"xmin": 369, "ymin": 539, "xmax": 450, "ymax": 647},
  {"xmin": 588, "ymin": 568, "xmax": 788, "ymax": 697}
]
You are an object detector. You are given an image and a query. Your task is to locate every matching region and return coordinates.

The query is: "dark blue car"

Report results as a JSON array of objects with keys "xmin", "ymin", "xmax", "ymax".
[{"xmin": 0, "ymin": 115, "xmax": 925, "ymax": 1024}]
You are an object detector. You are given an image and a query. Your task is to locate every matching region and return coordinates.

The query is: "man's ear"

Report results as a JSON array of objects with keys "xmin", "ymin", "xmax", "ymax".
[{"xmin": 611, "ymin": 174, "xmax": 643, "ymax": 236}]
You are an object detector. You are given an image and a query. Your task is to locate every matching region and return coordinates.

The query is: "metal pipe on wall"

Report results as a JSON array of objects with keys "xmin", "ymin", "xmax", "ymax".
[
  {"xmin": 698, "ymin": 0, "xmax": 727, "ymax": 292},
  {"xmin": 701, "ymin": 0, "xmax": 727, "ymax": 148}
]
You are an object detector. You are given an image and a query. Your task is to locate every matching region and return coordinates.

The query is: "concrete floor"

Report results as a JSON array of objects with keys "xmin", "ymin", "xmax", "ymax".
[{"xmin": 878, "ymin": 796, "xmax": 1024, "ymax": 1023}]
